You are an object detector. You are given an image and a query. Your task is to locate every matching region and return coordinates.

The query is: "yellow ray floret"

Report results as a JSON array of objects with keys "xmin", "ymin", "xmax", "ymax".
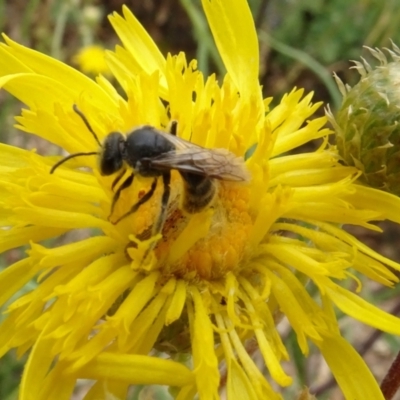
[{"xmin": 0, "ymin": 1, "xmax": 400, "ymax": 400}]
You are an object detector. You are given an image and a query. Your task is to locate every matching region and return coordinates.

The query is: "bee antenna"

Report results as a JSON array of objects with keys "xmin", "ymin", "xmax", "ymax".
[
  {"xmin": 73, "ymin": 104, "xmax": 102, "ymax": 147},
  {"xmin": 50, "ymin": 151, "xmax": 98, "ymax": 174}
]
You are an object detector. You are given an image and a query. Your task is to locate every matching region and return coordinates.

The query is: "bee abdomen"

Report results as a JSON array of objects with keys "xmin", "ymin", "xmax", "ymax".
[{"xmin": 179, "ymin": 172, "xmax": 216, "ymax": 214}]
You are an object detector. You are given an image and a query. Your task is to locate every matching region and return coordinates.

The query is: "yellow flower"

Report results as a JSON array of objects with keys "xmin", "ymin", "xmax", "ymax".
[
  {"xmin": 73, "ymin": 44, "xmax": 110, "ymax": 76},
  {"xmin": 1, "ymin": 1, "xmax": 400, "ymax": 399}
]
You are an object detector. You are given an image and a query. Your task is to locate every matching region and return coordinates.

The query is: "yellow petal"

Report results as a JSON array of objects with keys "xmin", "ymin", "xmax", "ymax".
[
  {"xmin": 1, "ymin": 36, "xmax": 117, "ymax": 111},
  {"xmin": 38, "ymin": 361, "xmax": 76, "ymax": 400},
  {"xmin": 190, "ymin": 287, "xmax": 220, "ymax": 399},
  {"xmin": 327, "ymin": 283, "xmax": 400, "ymax": 334},
  {"xmin": 108, "ymin": 6, "xmax": 167, "ymax": 88},
  {"xmin": 0, "ymin": 73, "xmax": 75, "ymax": 111},
  {"xmin": 20, "ymin": 334, "xmax": 56, "ymax": 400},
  {"xmin": 316, "ymin": 333, "xmax": 385, "ymax": 400},
  {"xmin": 201, "ymin": 0, "xmax": 259, "ymax": 98},
  {"xmin": 80, "ymin": 352, "xmax": 194, "ymax": 387},
  {"xmin": 0, "ymin": 226, "xmax": 66, "ymax": 255},
  {"xmin": 12, "ymin": 205, "xmax": 109, "ymax": 230},
  {"xmin": 28, "ymin": 236, "xmax": 117, "ymax": 268},
  {"xmin": 344, "ymin": 184, "xmax": 400, "ymax": 224},
  {"xmin": 0, "ymin": 142, "xmax": 30, "ymax": 171},
  {"xmin": 168, "ymin": 208, "xmax": 213, "ymax": 263},
  {"xmin": 165, "ymin": 279, "xmax": 187, "ymax": 325},
  {"xmin": 227, "ymin": 357, "xmax": 260, "ymax": 400},
  {"xmin": 266, "ymin": 269, "xmax": 321, "ymax": 352}
]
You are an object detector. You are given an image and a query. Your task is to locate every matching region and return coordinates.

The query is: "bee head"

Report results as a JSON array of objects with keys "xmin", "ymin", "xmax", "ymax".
[{"xmin": 99, "ymin": 132, "xmax": 125, "ymax": 176}]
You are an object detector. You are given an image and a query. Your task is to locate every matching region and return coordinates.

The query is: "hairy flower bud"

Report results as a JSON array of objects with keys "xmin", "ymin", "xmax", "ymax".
[{"xmin": 328, "ymin": 44, "xmax": 400, "ymax": 195}]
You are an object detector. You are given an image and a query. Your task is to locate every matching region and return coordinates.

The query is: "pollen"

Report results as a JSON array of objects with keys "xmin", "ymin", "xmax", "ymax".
[
  {"xmin": 156, "ymin": 180, "xmax": 253, "ymax": 280},
  {"xmin": 113, "ymin": 167, "xmax": 253, "ymax": 280}
]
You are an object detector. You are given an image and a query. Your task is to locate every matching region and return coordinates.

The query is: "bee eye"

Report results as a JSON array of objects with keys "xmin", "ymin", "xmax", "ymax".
[{"xmin": 100, "ymin": 132, "xmax": 124, "ymax": 176}]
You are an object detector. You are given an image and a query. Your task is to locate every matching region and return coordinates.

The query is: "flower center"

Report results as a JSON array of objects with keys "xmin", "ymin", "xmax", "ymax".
[{"xmin": 119, "ymin": 172, "xmax": 253, "ymax": 280}]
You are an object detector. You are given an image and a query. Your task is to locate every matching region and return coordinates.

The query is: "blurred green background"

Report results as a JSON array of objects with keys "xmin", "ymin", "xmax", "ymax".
[{"xmin": 1, "ymin": 1, "xmax": 400, "ymax": 399}]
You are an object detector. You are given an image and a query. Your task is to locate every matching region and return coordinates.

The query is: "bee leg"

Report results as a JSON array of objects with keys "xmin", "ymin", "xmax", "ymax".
[
  {"xmin": 109, "ymin": 173, "xmax": 134, "ymax": 220},
  {"xmin": 138, "ymin": 171, "xmax": 171, "ymax": 264},
  {"xmin": 154, "ymin": 171, "xmax": 171, "ymax": 234},
  {"xmin": 113, "ymin": 177, "xmax": 158, "ymax": 224},
  {"xmin": 111, "ymin": 168, "xmax": 127, "ymax": 191}
]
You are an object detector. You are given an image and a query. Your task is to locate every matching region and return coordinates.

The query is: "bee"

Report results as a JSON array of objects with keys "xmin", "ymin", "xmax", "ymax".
[{"xmin": 51, "ymin": 105, "xmax": 249, "ymax": 236}]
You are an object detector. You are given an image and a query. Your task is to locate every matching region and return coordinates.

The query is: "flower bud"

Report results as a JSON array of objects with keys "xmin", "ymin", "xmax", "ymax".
[{"xmin": 329, "ymin": 44, "xmax": 400, "ymax": 195}]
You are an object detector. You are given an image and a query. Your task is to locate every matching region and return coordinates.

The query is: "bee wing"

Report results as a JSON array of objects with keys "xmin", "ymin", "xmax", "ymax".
[
  {"xmin": 155, "ymin": 129, "xmax": 203, "ymax": 151},
  {"xmin": 149, "ymin": 147, "xmax": 250, "ymax": 182}
]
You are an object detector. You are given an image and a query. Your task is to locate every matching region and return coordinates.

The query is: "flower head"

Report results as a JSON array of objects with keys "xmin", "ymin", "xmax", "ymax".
[
  {"xmin": 73, "ymin": 44, "xmax": 110, "ymax": 76},
  {"xmin": 329, "ymin": 44, "xmax": 400, "ymax": 195},
  {"xmin": 1, "ymin": 1, "xmax": 400, "ymax": 399}
]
